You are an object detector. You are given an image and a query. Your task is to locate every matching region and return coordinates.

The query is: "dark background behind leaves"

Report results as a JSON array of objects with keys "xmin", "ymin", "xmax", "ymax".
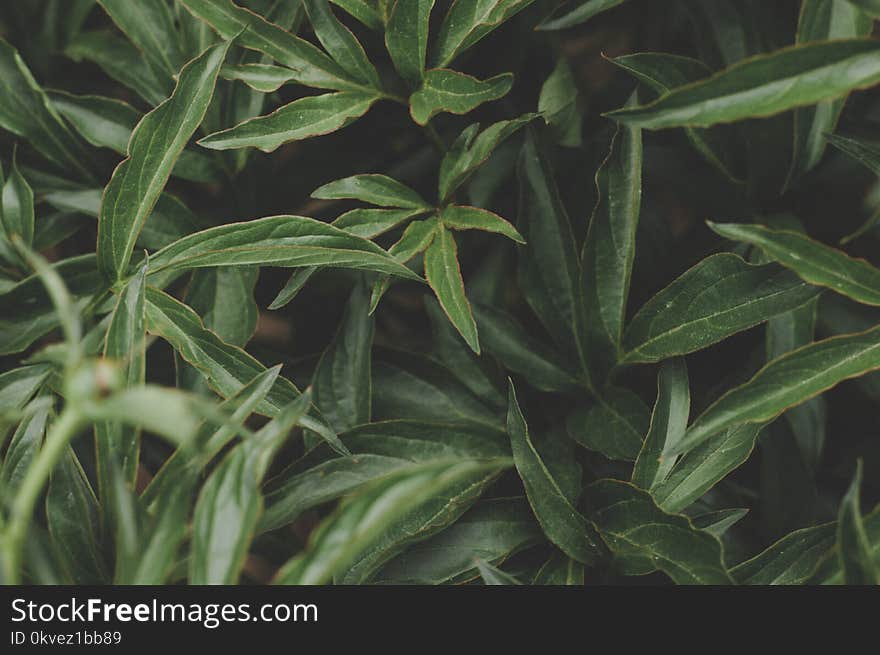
[{"xmin": 0, "ymin": 0, "xmax": 878, "ymax": 585}]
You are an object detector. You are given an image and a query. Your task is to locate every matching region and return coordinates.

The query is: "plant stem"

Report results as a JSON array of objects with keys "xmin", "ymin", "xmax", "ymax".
[{"xmin": 2, "ymin": 406, "xmax": 83, "ymax": 584}]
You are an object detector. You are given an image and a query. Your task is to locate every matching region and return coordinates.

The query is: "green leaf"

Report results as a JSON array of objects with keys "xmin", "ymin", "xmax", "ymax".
[
  {"xmin": 0, "ymin": 366, "xmax": 52, "ymax": 414},
  {"xmin": 199, "ymin": 91, "xmax": 378, "ymax": 151},
  {"xmin": 97, "ymin": 0, "xmax": 186, "ymax": 80},
  {"xmin": 710, "ymin": 222, "xmax": 880, "ymax": 307},
  {"xmin": 178, "ymin": 0, "xmax": 362, "ymax": 91},
  {"xmin": 313, "ymin": 174, "xmax": 430, "ymax": 209},
  {"xmin": 440, "ymin": 115, "xmax": 536, "ymax": 202},
  {"xmin": 426, "ymin": 297, "xmax": 504, "ymax": 406},
  {"xmin": 585, "ymin": 479, "xmax": 732, "ymax": 584},
  {"xmin": 652, "ymin": 423, "xmax": 762, "ymax": 514},
  {"xmin": 49, "ymin": 92, "xmax": 221, "ymax": 183},
  {"xmin": 538, "ymin": 0, "xmax": 627, "ymax": 30},
  {"xmin": 303, "ymin": 0, "xmax": 381, "ymax": 89},
  {"xmin": 261, "ymin": 419, "xmax": 509, "ymax": 532},
  {"xmin": 579, "ymin": 107, "xmax": 642, "ymax": 382},
  {"xmin": 331, "ymin": 0, "xmax": 384, "ymax": 30},
  {"xmin": 677, "ymin": 327, "xmax": 880, "ymax": 456},
  {"xmin": 94, "ymin": 261, "xmax": 146, "ymax": 504},
  {"xmin": 385, "ymin": 0, "xmax": 434, "ymax": 85},
  {"xmin": 65, "ymin": 31, "xmax": 171, "ymax": 106},
  {"xmin": 269, "ymin": 266, "xmax": 318, "ymax": 310},
  {"xmin": 313, "ymin": 280, "xmax": 374, "ymax": 432},
  {"xmin": 273, "ymin": 458, "xmax": 510, "ymax": 584},
  {"xmin": 607, "ymin": 39, "xmax": 880, "ymax": 129},
  {"xmin": 425, "ymin": 224, "xmax": 480, "ymax": 354},
  {"xmin": 190, "ymin": 392, "xmax": 312, "ymax": 584},
  {"xmin": 141, "ymin": 365, "xmax": 282, "ymax": 509},
  {"xmin": 731, "ymin": 523, "xmax": 836, "ymax": 584},
  {"xmin": 221, "ymin": 62, "xmax": 298, "ymax": 92},
  {"xmin": 147, "ymin": 215, "xmax": 421, "ymax": 280},
  {"xmin": 631, "ymin": 358, "xmax": 690, "ymax": 490},
  {"xmin": 516, "ymin": 129, "xmax": 582, "ymax": 354},
  {"xmin": 845, "ymin": 0, "xmax": 880, "ymax": 18},
  {"xmin": 439, "ymin": 205, "xmax": 524, "ymax": 243},
  {"xmin": 332, "ymin": 207, "xmax": 427, "ymax": 238},
  {"xmin": 827, "ymin": 131, "xmax": 880, "ymax": 177},
  {"xmin": 0, "ymin": 39, "xmax": 93, "ymax": 181},
  {"xmin": 1, "ymin": 156, "xmax": 35, "ymax": 248},
  {"xmin": 691, "ymin": 508, "xmax": 749, "ymax": 538},
  {"xmin": 532, "ymin": 551, "xmax": 585, "ymax": 585},
  {"xmin": 1, "ymin": 406, "xmax": 49, "ymax": 496},
  {"xmin": 621, "ymin": 254, "xmax": 820, "ymax": 363},
  {"xmin": 473, "ymin": 304, "xmax": 579, "ymax": 393},
  {"xmin": 476, "ymin": 559, "xmax": 521, "ymax": 584},
  {"xmin": 430, "ymin": 0, "xmax": 535, "ymax": 68},
  {"xmin": 97, "ymin": 42, "xmax": 228, "ymax": 281},
  {"xmin": 375, "ymin": 498, "xmax": 540, "ymax": 584},
  {"xmin": 372, "ymin": 350, "xmax": 503, "ymax": 428},
  {"xmin": 566, "ymin": 387, "xmax": 650, "ymax": 461},
  {"xmin": 144, "ymin": 286, "xmax": 347, "ymax": 454},
  {"xmin": 183, "ymin": 267, "xmax": 258, "ymax": 347},
  {"xmin": 46, "ymin": 447, "xmax": 107, "ymax": 584},
  {"xmin": 837, "ymin": 461, "xmax": 880, "ymax": 584},
  {"xmin": 539, "ymin": 57, "xmax": 582, "ymax": 147},
  {"xmin": 609, "ymin": 52, "xmax": 742, "ymax": 181},
  {"xmin": 409, "ymin": 69, "xmax": 513, "ymax": 126},
  {"xmin": 787, "ymin": 0, "xmax": 873, "ymax": 184},
  {"xmin": 506, "ymin": 381, "xmax": 606, "ymax": 565}
]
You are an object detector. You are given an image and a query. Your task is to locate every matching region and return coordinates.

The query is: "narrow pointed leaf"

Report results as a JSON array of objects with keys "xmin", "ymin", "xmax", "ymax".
[
  {"xmin": 585, "ymin": 479, "xmax": 732, "ymax": 584},
  {"xmin": 506, "ymin": 382, "xmax": 606, "ymax": 565},
  {"xmin": 0, "ymin": 39, "xmax": 92, "ymax": 181},
  {"xmin": 632, "ymin": 358, "xmax": 690, "ymax": 490},
  {"xmin": 622, "ymin": 254, "xmax": 821, "ymax": 363},
  {"xmin": 710, "ymin": 221, "xmax": 880, "ymax": 307},
  {"xmin": 199, "ymin": 91, "xmax": 378, "ymax": 152},
  {"xmin": 303, "ymin": 0, "xmax": 381, "ymax": 89},
  {"xmin": 331, "ymin": 0, "xmax": 384, "ymax": 30},
  {"xmin": 837, "ymin": 461, "xmax": 880, "ymax": 584},
  {"xmin": 476, "ymin": 559, "xmax": 521, "ymax": 584},
  {"xmin": 425, "ymin": 225, "xmax": 480, "ymax": 354},
  {"xmin": 440, "ymin": 205, "xmax": 524, "ymax": 243},
  {"xmin": 332, "ymin": 207, "xmax": 427, "ymax": 238},
  {"xmin": 440, "ymin": 115, "xmax": 536, "ymax": 202},
  {"xmin": 97, "ymin": 42, "xmax": 228, "ymax": 281},
  {"xmin": 430, "ymin": 0, "xmax": 535, "ymax": 68},
  {"xmin": 653, "ymin": 423, "xmax": 762, "ymax": 513},
  {"xmin": 1, "ymin": 158, "xmax": 35, "ymax": 247},
  {"xmin": 787, "ymin": 0, "xmax": 873, "ymax": 183},
  {"xmin": 178, "ymin": 0, "xmax": 360, "ymax": 90},
  {"xmin": 607, "ymin": 40, "xmax": 880, "ymax": 129},
  {"xmin": 538, "ymin": 0, "xmax": 627, "ymax": 30},
  {"xmin": 731, "ymin": 523, "xmax": 837, "ymax": 584},
  {"xmin": 385, "ymin": 0, "xmax": 434, "ymax": 85},
  {"xmin": 313, "ymin": 174, "xmax": 430, "ymax": 209},
  {"xmin": 221, "ymin": 63, "xmax": 299, "ymax": 92},
  {"xmin": 97, "ymin": 0, "xmax": 187, "ymax": 79},
  {"xmin": 273, "ymin": 459, "xmax": 510, "ymax": 584},
  {"xmin": 679, "ymin": 328, "xmax": 880, "ymax": 456},
  {"xmin": 580, "ymin": 110, "xmax": 642, "ymax": 381},
  {"xmin": 147, "ymin": 215, "xmax": 422, "ymax": 280}
]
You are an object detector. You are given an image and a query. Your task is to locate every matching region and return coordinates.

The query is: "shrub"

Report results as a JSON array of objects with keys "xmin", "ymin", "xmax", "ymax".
[{"xmin": 0, "ymin": 0, "xmax": 878, "ymax": 586}]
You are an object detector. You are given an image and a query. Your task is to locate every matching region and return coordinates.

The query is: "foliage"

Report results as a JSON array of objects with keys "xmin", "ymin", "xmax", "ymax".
[{"xmin": 0, "ymin": 0, "xmax": 878, "ymax": 586}]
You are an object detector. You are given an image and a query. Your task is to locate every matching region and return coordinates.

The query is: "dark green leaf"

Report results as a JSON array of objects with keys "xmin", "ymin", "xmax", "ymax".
[
  {"xmin": 506, "ymin": 382, "xmax": 606, "ymax": 565},
  {"xmin": 409, "ymin": 69, "xmax": 513, "ymax": 126},
  {"xmin": 538, "ymin": 0, "xmax": 626, "ymax": 30},
  {"xmin": 837, "ymin": 460, "xmax": 880, "ymax": 584},
  {"xmin": 385, "ymin": 0, "xmax": 434, "ymax": 85},
  {"xmin": 566, "ymin": 386, "xmax": 650, "ymax": 461},
  {"xmin": 97, "ymin": 42, "xmax": 228, "ymax": 281},
  {"xmin": 313, "ymin": 174, "xmax": 430, "ymax": 209},
  {"xmin": 425, "ymin": 224, "xmax": 479, "ymax": 353},
  {"xmin": 622, "ymin": 254, "xmax": 820, "ymax": 363},
  {"xmin": 608, "ymin": 40, "xmax": 880, "ymax": 129}
]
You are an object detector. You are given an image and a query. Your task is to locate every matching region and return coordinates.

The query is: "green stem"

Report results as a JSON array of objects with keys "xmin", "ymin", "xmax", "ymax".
[{"xmin": 2, "ymin": 406, "xmax": 83, "ymax": 584}]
